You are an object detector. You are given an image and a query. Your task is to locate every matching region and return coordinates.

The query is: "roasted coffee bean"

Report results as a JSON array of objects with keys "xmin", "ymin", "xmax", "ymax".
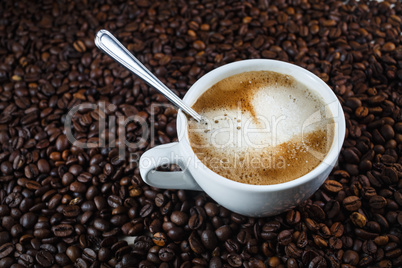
[
  {"xmin": 236, "ymin": 229, "xmax": 251, "ymax": 245},
  {"xmin": 355, "ymin": 228, "xmax": 378, "ymax": 240},
  {"xmin": 227, "ymin": 253, "xmax": 242, "ymax": 267},
  {"xmin": 167, "ymin": 226, "xmax": 185, "ymax": 242},
  {"xmin": 369, "ymin": 195, "xmax": 387, "ymax": 209},
  {"xmin": 286, "ymin": 258, "xmax": 298, "ymax": 268},
  {"xmin": 297, "ymin": 231, "xmax": 308, "ymax": 248},
  {"xmin": 52, "ymin": 224, "xmax": 74, "ymax": 237},
  {"xmin": 308, "ymin": 204, "xmax": 326, "ymax": 221},
  {"xmin": 330, "ymin": 222, "xmax": 344, "ymax": 237},
  {"xmin": 374, "ymin": 235, "xmax": 389, "ymax": 246},
  {"xmin": 82, "ymin": 248, "xmax": 96, "ymax": 262},
  {"xmin": 350, "ymin": 212, "xmax": 367, "ymax": 227},
  {"xmin": 0, "ymin": 257, "xmax": 13, "ymax": 268},
  {"xmin": 66, "ymin": 245, "xmax": 81, "ymax": 262},
  {"xmin": 362, "ymin": 187, "xmax": 377, "ymax": 199},
  {"xmin": 309, "ymin": 256, "xmax": 326, "ymax": 268},
  {"xmin": 139, "ymin": 203, "xmax": 153, "ymax": 217},
  {"xmin": 285, "ymin": 243, "xmax": 302, "ymax": 259},
  {"xmin": 224, "ymin": 239, "xmax": 240, "ymax": 253},
  {"xmin": 0, "ymin": 243, "xmax": 14, "ymax": 258},
  {"xmin": 286, "ymin": 210, "xmax": 301, "ymax": 225},
  {"xmin": 63, "ymin": 205, "xmax": 81, "ymax": 217},
  {"xmin": 40, "ymin": 244, "xmax": 57, "ymax": 254},
  {"xmin": 188, "ymin": 213, "xmax": 204, "ymax": 230},
  {"xmin": 215, "ymin": 225, "xmax": 232, "ymax": 241},
  {"xmin": 170, "ymin": 211, "xmax": 188, "ymax": 226},
  {"xmin": 204, "ymin": 202, "xmax": 219, "ymax": 217},
  {"xmin": 268, "ymin": 256, "xmax": 281, "ymax": 267},
  {"xmin": 35, "ymin": 250, "xmax": 54, "ymax": 267},
  {"xmin": 189, "ymin": 231, "xmax": 205, "ymax": 254},
  {"xmin": 343, "ymin": 250, "xmax": 359, "ymax": 265},
  {"xmin": 19, "ymin": 253, "xmax": 34, "ymax": 266},
  {"xmin": 201, "ymin": 230, "xmax": 218, "ymax": 250},
  {"xmin": 20, "ymin": 212, "xmax": 37, "ymax": 229},
  {"xmin": 152, "ymin": 232, "xmax": 168, "ymax": 247},
  {"xmin": 107, "ymin": 195, "xmax": 122, "ymax": 208},
  {"xmin": 343, "ymin": 196, "xmax": 361, "ymax": 211},
  {"xmin": 324, "ymin": 199, "xmax": 340, "ymax": 218},
  {"xmin": 98, "ymin": 247, "xmax": 111, "ymax": 262},
  {"xmin": 278, "ymin": 230, "xmax": 292, "ymax": 245},
  {"xmin": 305, "ymin": 218, "xmax": 319, "ymax": 232},
  {"xmin": 209, "ymin": 256, "xmax": 222, "ymax": 268},
  {"xmin": 93, "ymin": 218, "xmax": 110, "ymax": 231},
  {"xmin": 159, "ymin": 247, "xmax": 175, "ymax": 262}
]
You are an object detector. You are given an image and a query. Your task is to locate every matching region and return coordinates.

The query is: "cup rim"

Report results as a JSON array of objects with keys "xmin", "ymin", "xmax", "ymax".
[{"xmin": 177, "ymin": 59, "xmax": 346, "ymax": 192}]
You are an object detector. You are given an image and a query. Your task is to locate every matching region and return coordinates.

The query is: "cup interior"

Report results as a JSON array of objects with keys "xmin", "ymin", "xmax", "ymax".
[{"xmin": 177, "ymin": 59, "xmax": 345, "ymax": 190}]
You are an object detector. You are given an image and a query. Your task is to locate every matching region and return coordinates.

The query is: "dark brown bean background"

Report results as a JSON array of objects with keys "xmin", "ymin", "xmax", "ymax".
[{"xmin": 0, "ymin": 0, "xmax": 401, "ymax": 267}]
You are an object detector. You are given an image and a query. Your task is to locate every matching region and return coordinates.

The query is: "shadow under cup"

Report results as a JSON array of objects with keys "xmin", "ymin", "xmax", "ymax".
[{"xmin": 176, "ymin": 59, "xmax": 346, "ymax": 216}]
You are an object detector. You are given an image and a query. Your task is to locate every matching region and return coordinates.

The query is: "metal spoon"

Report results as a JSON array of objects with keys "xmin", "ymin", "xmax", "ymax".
[{"xmin": 95, "ymin": 29, "xmax": 202, "ymax": 122}]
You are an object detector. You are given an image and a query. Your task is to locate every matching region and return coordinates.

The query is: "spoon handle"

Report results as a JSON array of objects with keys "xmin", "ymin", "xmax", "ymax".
[{"xmin": 95, "ymin": 29, "xmax": 202, "ymax": 122}]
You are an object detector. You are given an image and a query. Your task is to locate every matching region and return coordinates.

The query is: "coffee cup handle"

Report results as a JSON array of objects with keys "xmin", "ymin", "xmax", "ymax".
[{"xmin": 139, "ymin": 142, "xmax": 202, "ymax": 191}]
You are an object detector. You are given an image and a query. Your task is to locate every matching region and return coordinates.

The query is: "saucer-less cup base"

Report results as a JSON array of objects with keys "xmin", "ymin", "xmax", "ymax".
[{"xmin": 139, "ymin": 59, "xmax": 346, "ymax": 217}]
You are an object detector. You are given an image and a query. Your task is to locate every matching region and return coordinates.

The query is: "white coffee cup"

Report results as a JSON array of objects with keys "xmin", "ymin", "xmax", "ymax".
[{"xmin": 139, "ymin": 59, "xmax": 345, "ymax": 217}]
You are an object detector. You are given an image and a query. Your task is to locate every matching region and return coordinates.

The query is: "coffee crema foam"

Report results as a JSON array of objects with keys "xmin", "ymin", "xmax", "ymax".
[{"xmin": 188, "ymin": 71, "xmax": 334, "ymax": 185}]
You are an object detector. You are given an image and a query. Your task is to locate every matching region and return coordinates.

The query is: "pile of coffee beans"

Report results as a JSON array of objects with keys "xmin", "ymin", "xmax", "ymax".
[{"xmin": 0, "ymin": 0, "xmax": 401, "ymax": 267}]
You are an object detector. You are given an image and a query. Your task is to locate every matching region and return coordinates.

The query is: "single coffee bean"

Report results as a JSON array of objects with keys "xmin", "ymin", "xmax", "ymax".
[
  {"xmin": 20, "ymin": 212, "xmax": 37, "ymax": 229},
  {"xmin": 170, "ymin": 211, "xmax": 188, "ymax": 226},
  {"xmin": 343, "ymin": 196, "xmax": 362, "ymax": 211},
  {"xmin": 0, "ymin": 257, "xmax": 13, "ymax": 268},
  {"xmin": 188, "ymin": 213, "xmax": 204, "ymax": 230},
  {"xmin": 268, "ymin": 256, "xmax": 282, "ymax": 267},
  {"xmin": 277, "ymin": 230, "xmax": 293, "ymax": 245},
  {"xmin": 350, "ymin": 212, "xmax": 367, "ymax": 227},
  {"xmin": 246, "ymin": 239, "xmax": 258, "ymax": 255},
  {"xmin": 369, "ymin": 195, "xmax": 387, "ymax": 209},
  {"xmin": 330, "ymin": 222, "xmax": 344, "ymax": 237},
  {"xmin": 73, "ymin": 40, "xmax": 87, "ymax": 53},
  {"xmin": 98, "ymin": 247, "xmax": 111, "ymax": 262},
  {"xmin": 224, "ymin": 239, "xmax": 240, "ymax": 253},
  {"xmin": 209, "ymin": 256, "xmax": 222, "ymax": 268},
  {"xmin": 63, "ymin": 205, "xmax": 81, "ymax": 217},
  {"xmin": 0, "ymin": 243, "xmax": 14, "ymax": 258},
  {"xmin": 35, "ymin": 250, "xmax": 54, "ymax": 267},
  {"xmin": 286, "ymin": 210, "xmax": 301, "ymax": 225},
  {"xmin": 152, "ymin": 232, "xmax": 168, "ymax": 247},
  {"xmin": 227, "ymin": 253, "xmax": 242, "ymax": 267},
  {"xmin": 19, "ymin": 253, "xmax": 35, "ymax": 266},
  {"xmin": 201, "ymin": 230, "xmax": 218, "ymax": 250},
  {"xmin": 309, "ymin": 256, "xmax": 327, "ymax": 268},
  {"xmin": 285, "ymin": 243, "xmax": 302, "ymax": 258},
  {"xmin": 158, "ymin": 247, "xmax": 175, "ymax": 262},
  {"xmin": 324, "ymin": 199, "xmax": 340, "ymax": 218},
  {"xmin": 313, "ymin": 235, "xmax": 328, "ymax": 248},
  {"xmin": 297, "ymin": 231, "xmax": 308, "ymax": 248},
  {"xmin": 362, "ymin": 187, "xmax": 377, "ymax": 199},
  {"xmin": 374, "ymin": 235, "xmax": 389, "ymax": 246},
  {"xmin": 343, "ymin": 250, "xmax": 359, "ymax": 265},
  {"xmin": 52, "ymin": 224, "xmax": 74, "ymax": 237},
  {"xmin": 189, "ymin": 231, "xmax": 205, "ymax": 254},
  {"xmin": 167, "ymin": 226, "xmax": 185, "ymax": 241},
  {"xmin": 354, "ymin": 228, "xmax": 378, "ymax": 240},
  {"xmin": 305, "ymin": 218, "xmax": 319, "ymax": 232},
  {"xmin": 204, "ymin": 202, "xmax": 219, "ymax": 217},
  {"xmin": 215, "ymin": 225, "xmax": 232, "ymax": 241}
]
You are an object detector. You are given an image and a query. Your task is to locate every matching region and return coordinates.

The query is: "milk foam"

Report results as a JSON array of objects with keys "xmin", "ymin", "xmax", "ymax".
[{"xmin": 188, "ymin": 71, "xmax": 334, "ymax": 185}]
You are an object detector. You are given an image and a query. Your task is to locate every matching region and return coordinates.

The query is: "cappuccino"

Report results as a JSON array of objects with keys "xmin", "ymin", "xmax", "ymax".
[{"xmin": 188, "ymin": 71, "xmax": 334, "ymax": 185}]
